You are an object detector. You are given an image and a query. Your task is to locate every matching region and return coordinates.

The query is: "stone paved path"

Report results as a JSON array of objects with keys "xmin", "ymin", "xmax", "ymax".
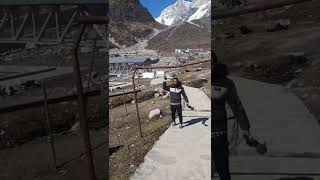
[
  {"xmin": 214, "ymin": 76, "xmax": 320, "ymax": 180},
  {"xmin": 130, "ymin": 86, "xmax": 211, "ymax": 180}
]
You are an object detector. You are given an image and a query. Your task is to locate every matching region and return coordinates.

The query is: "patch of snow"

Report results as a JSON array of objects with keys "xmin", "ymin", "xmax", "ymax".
[{"xmin": 187, "ymin": 21, "xmax": 202, "ymax": 28}]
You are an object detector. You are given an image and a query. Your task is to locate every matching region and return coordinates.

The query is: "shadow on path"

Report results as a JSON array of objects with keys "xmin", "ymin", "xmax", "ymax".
[{"xmin": 183, "ymin": 117, "xmax": 209, "ymax": 128}]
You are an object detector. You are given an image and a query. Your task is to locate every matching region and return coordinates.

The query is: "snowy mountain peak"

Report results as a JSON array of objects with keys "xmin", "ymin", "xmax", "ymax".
[
  {"xmin": 156, "ymin": 0, "xmax": 210, "ymax": 27},
  {"xmin": 177, "ymin": 0, "xmax": 191, "ymax": 6},
  {"xmin": 191, "ymin": 0, "xmax": 209, "ymax": 8},
  {"xmin": 155, "ymin": 0, "xmax": 191, "ymax": 26},
  {"xmin": 188, "ymin": 0, "xmax": 211, "ymax": 22}
]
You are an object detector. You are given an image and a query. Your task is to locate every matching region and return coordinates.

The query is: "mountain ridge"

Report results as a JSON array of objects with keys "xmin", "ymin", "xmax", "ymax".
[
  {"xmin": 109, "ymin": 0, "xmax": 162, "ymax": 47},
  {"xmin": 156, "ymin": 0, "xmax": 211, "ymax": 27}
]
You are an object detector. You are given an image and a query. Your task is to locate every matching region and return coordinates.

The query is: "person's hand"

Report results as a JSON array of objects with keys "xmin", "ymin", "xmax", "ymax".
[
  {"xmin": 240, "ymin": 129, "xmax": 250, "ymax": 142},
  {"xmin": 240, "ymin": 130, "xmax": 251, "ymax": 138}
]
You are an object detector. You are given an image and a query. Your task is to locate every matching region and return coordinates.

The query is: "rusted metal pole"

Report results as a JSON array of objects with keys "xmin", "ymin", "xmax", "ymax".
[
  {"xmin": 131, "ymin": 60, "xmax": 210, "ymax": 138},
  {"xmin": 42, "ymin": 80, "xmax": 57, "ymax": 171},
  {"xmin": 73, "ymin": 24, "xmax": 97, "ymax": 180},
  {"xmin": 132, "ymin": 68, "xmax": 143, "ymax": 137},
  {"xmin": 87, "ymin": 38, "xmax": 97, "ymax": 89},
  {"xmin": 122, "ymin": 89, "xmax": 128, "ymax": 116},
  {"xmin": 212, "ymin": 0, "xmax": 312, "ymax": 20}
]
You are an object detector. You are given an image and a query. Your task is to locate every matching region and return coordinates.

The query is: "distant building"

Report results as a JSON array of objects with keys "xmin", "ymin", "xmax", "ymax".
[
  {"xmin": 109, "ymin": 56, "xmax": 159, "ymax": 77},
  {"xmin": 142, "ymin": 72, "xmax": 155, "ymax": 79},
  {"xmin": 175, "ymin": 48, "xmax": 194, "ymax": 54},
  {"xmin": 175, "ymin": 49, "xmax": 184, "ymax": 54}
]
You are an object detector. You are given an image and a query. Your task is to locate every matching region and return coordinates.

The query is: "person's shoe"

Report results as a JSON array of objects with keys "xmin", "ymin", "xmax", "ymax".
[
  {"xmin": 179, "ymin": 124, "xmax": 183, "ymax": 129},
  {"xmin": 172, "ymin": 122, "xmax": 177, "ymax": 126}
]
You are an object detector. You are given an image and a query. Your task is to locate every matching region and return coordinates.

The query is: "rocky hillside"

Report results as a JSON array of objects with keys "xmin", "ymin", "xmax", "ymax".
[
  {"xmin": 109, "ymin": 0, "xmax": 164, "ymax": 47},
  {"xmin": 147, "ymin": 22, "xmax": 210, "ymax": 51}
]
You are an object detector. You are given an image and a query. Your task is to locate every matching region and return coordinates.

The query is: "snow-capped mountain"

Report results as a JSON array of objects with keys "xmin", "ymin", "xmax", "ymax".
[
  {"xmin": 155, "ymin": 0, "xmax": 192, "ymax": 26},
  {"xmin": 156, "ymin": 0, "xmax": 211, "ymax": 26},
  {"xmin": 188, "ymin": 0, "xmax": 211, "ymax": 22}
]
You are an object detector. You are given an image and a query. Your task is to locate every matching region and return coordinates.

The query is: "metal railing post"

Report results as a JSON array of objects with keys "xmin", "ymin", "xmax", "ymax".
[
  {"xmin": 73, "ymin": 24, "xmax": 97, "ymax": 180},
  {"xmin": 132, "ymin": 68, "xmax": 143, "ymax": 138},
  {"xmin": 42, "ymin": 80, "xmax": 57, "ymax": 171}
]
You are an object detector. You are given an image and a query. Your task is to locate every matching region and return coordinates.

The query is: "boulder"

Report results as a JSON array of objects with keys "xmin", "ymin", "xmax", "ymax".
[
  {"xmin": 148, "ymin": 109, "xmax": 162, "ymax": 120},
  {"xmin": 80, "ymin": 46, "xmax": 92, "ymax": 54},
  {"xmin": 154, "ymin": 92, "xmax": 161, "ymax": 98},
  {"xmin": 4, "ymin": 54, "xmax": 20, "ymax": 62},
  {"xmin": 216, "ymin": 33, "xmax": 235, "ymax": 39},
  {"xmin": 286, "ymin": 79, "xmax": 298, "ymax": 88},
  {"xmin": 5, "ymin": 85, "xmax": 17, "ymax": 96},
  {"xmin": 232, "ymin": 62, "xmax": 243, "ymax": 68},
  {"xmin": 25, "ymin": 43, "xmax": 37, "ymax": 50},
  {"xmin": 69, "ymin": 121, "xmax": 80, "ymax": 132},
  {"xmin": 42, "ymin": 49, "xmax": 54, "ymax": 56},
  {"xmin": 287, "ymin": 52, "xmax": 305, "ymax": 57},
  {"xmin": 55, "ymin": 46, "xmax": 72, "ymax": 57},
  {"xmin": 196, "ymin": 67, "xmax": 202, "ymax": 72},
  {"xmin": 267, "ymin": 19, "xmax": 290, "ymax": 32},
  {"xmin": 239, "ymin": 25, "xmax": 253, "ymax": 34},
  {"xmin": 65, "ymin": 55, "xmax": 73, "ymax": 60},
  {"xmin": 162, "ymin": 94, "xmax": 169, "ymax": 99}
]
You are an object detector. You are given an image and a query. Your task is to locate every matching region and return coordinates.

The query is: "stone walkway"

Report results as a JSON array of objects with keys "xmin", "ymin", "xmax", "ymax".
[
  {"xmin": 130, "ymin": 86, "xmax": 211, "ymax": 180},
  {"xmin": 214, "ymin": 76, "xmax": 320, "ymax": 180}
]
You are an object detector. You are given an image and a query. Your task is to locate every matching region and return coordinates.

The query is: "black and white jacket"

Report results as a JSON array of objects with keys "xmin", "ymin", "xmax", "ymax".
[
  {"xmin": 212, "ymin": 76, "xmax": 250, "ymax": 132},
  {"xmin": 163, "ymin": 81, "xmax": 189, "ymax": 105}
]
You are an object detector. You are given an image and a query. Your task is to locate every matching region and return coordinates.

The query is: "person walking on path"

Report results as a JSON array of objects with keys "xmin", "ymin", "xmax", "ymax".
[
  {"xmin": 163, "ymin": 76, "xmax": 190, "ymax": 129},
  {"xmin": 212, "ymin": 62, "xmax": 251, "ymax": 180}
]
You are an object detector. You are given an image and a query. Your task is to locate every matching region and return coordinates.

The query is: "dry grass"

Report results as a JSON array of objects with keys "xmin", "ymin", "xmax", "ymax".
[{"xmin": 109, "ymin": 95, "xmax": 172, "ymax": 180}]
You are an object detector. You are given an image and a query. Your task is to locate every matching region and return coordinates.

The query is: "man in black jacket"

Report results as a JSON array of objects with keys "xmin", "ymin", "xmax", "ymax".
[
  {"xmin": 163, "ymin": 77, "xmax": 190, "ymax": 129},
  {"xmin": 212, "ymin": 62, "xmax": 251, "ymax": 180}
]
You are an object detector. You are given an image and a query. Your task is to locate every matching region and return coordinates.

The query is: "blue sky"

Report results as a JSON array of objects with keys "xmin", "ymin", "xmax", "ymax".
[{"xmin": 139, "ymin": 0, "xmax": 192, "ymax": 18}]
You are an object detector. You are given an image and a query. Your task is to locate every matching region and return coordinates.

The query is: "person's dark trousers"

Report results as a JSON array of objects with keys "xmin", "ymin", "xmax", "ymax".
[
  {"xmin": 170, "ymin": 104, "xmax": 183, "ymax": 124},
  {"xmin": 212, "ymin": 134, "xmax": 231, "ymax": 180}
]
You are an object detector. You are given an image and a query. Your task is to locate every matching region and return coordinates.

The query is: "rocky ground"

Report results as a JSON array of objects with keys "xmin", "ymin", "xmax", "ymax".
[{"xmin": 147, "ymin": 22, "xmax": 211, "ymax": 52}]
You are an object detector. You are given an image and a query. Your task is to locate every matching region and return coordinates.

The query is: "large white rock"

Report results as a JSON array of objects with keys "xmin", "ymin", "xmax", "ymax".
[{"xmin": 148, "ymin": 109, "xmax": 162, "ymax": 120}]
